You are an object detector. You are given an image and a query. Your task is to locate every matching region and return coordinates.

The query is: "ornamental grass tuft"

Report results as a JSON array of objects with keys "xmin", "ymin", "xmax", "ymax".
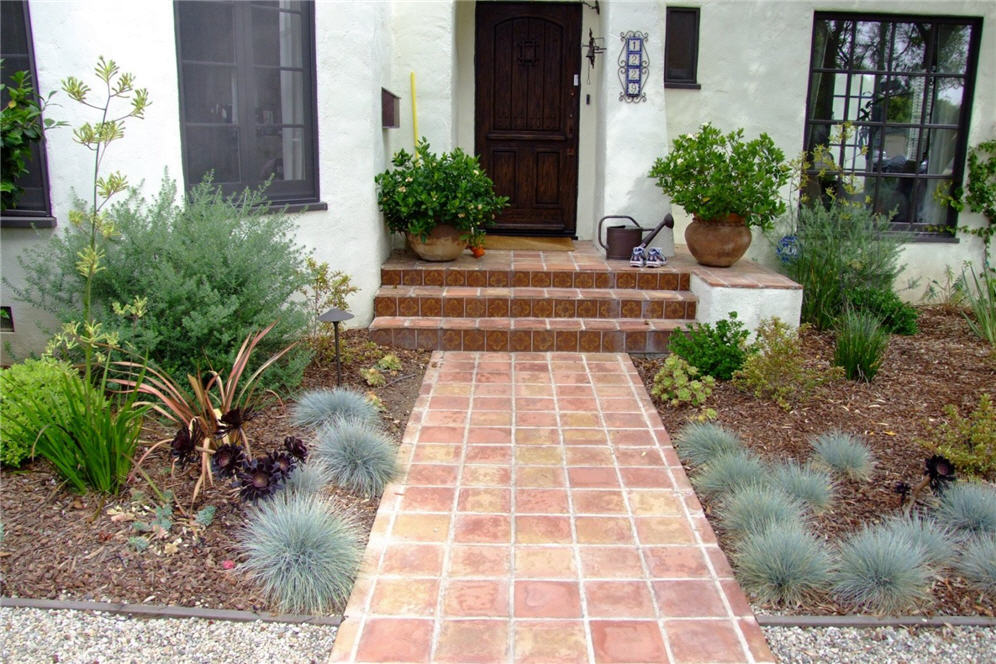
[
  {"xmin": 691, "ymin": 450, "xmax": 767, "ymax": 499},
  {"xmin": 315, "ymin": 417, "xmax": 398, "ymax": 498},
  {"xmin": 771, "ymin": 461, "xmax": 835, "ymax": 514},
  {"xmin": 810, "ymin": 430, "xmax": 875, "ymax": 481},
  {"xmin": 674, "ymin": 421, "xmax": 743, "ymax": 467},
  {"xmin": 955, "ymin": 533, "xmax": 996, "ymax": 595},
  {"xmin": 832, "ymin": 525, "xmax": 931, "ymax": 614},
  {"xmin": 292, "ymin": 388, "xmax": 378, "ymax": 430},
  {"xmin": 834, "ymin": 309, "xmax": 890, "ymax": 382},
  {"xmin": 281, "ymin": 460, "xmax": 333, "ymax": 497},
  {"xmin": 239, "ymin": 492, "xmax": 363, "ymax": 613},
  {"xmin": 718, "ymin": 484, "xmax": 806, "ymax": 540},
  {"xmin": 880, "ymin": 513, "xmax": 956, "ymax": 569},
  {"xmin": 733, "ymin": 525, "xmax": 832, "ymax": 606},
  {"xmin": 935, "ymin": 482, "xmax": 996, "ymax": 534}
]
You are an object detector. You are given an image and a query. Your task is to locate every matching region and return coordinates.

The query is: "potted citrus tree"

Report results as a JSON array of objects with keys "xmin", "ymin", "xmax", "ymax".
[
  {"xmin": 375, "ymin": 139, "xmax": 508, "ymax": 261},
  {"xmin": 650, "ymin": 124, "xmax": 790, "ymax": 266}
]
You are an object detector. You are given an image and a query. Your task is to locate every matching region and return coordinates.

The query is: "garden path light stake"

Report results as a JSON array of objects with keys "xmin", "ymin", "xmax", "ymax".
[{"xmin": 320, "ymin": 308, "xmax": 354, "ymax": 386}]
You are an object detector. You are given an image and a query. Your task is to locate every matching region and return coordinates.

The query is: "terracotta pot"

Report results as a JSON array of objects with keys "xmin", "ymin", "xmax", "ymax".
[
  {"xmin": 684, "ymin": 214, "xmax": 753, "ymax": 267},
  {"xmin": 407, "ymin": 224, "xmax": 465, "ymax": 262}
]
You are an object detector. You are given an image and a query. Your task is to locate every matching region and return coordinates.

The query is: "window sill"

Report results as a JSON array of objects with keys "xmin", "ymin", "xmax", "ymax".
[
  {"xmin": 1, "ymin": 214, "xmax": 57, "ymax": 229},
  {"xmin": 664, "ymin": 81, "xmax": 701, "ymax": 90},
  {"xmin": 257, "ymin": 200, "xmax": 328, "ymax": 215}
]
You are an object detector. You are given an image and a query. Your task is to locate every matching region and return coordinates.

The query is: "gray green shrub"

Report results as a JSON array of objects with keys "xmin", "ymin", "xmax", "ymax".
[
  {"xmin": 834, "ymin": 309, "xmax": 890, "ymax": 382},
  {"xmin": 880, "ymin": 513, "xmax": 955, "ymax": 568},
  {"xmin": 240, "ymin": 492, "xmax": 363, "ymax": 613},
  {"xmin": 718, "ymin": 484, "xmax": 805, "ymax": 539},
  {"xmin": 292, "ymin": 388, "xmax": 378, "ymax": 430},
  {"xmin": 12, "ymin": 177, "xmax": 311, "ymax": 389},
  {"xmin": 733, "ymin": 525, "xmax": 832, "ymax": 605},
  {"xmin": 674, "ymin": 421, "xmax": 742, "ymax": 467},
  {"xmin": 315, "ymin": 418, "xmax": 398, "ymax": 498},
  {"xmin": 935, "ymin": 482, "xmax": 996, "ymax": 534},
  {"xmin": 955, "ymin": 533, "xmax": 996, "ymax": 595},
  {"xmin": 772, "ymin": 461, "xmax": 835, "ymax": 513},
  {"xmin": 833, "ymin": 525, "xmax": 931, "ymax": 614},
  {"xmin": 692, "ymin": 450, "xmax": 766, "ymax": 499},
  {"xmin": 811, "ymin": 431, "xmax": 875, "ymax": 481}
]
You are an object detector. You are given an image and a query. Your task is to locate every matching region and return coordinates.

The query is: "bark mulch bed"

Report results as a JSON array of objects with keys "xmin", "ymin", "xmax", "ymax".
[
  {"xmin": 0, "ymin": 329, "xmax": 431, "ymax": 613},
  {"xmin": 633, "ymin": 305, "xmax": 996, "ymax": 617}
]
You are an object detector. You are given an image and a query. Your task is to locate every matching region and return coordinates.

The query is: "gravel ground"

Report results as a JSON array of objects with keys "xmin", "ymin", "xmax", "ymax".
[
  {"xmin": 0, "ymin": 608, "xmax": 338, "ymax": 664},
  {"xmin": 763, "ymin": 624, "xmax": 996, "ymax": 664},
  {"xmin": 3, "ymin": 607, "xmax": 994, "ymax": 664}
]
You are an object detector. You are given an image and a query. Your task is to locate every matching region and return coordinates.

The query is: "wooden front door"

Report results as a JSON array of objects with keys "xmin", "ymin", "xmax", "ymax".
[{"xmin": 475, "ymin": 2, "xmax": 581, "ymax": 236}]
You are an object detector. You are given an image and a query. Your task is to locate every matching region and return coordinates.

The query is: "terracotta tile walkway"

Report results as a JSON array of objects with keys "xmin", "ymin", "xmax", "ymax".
[{"xmin": 330, "ymin": 351, "xmax": 775, "ymax": 664}]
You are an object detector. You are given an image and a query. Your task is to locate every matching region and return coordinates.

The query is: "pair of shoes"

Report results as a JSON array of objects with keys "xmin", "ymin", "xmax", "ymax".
[
  {"xmin": 629, "ymin": 246, "xmax": 646, "ymax": 267},
  {"xmin": 645, "ymin": 247, "xmax": 667, "ymax": 268}
]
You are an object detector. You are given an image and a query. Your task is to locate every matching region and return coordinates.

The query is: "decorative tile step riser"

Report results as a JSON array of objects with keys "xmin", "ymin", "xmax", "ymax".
[
  {"xmin": 373, "ymin": 293, "xmax": 697, "ymax": 320},
  {"xmin": 381, "ymin": 267, "xmax": 691, "ymax": 291},
  {"xmin": 369, "ymin": 326, "xmax": 674, "ymax": 353}
]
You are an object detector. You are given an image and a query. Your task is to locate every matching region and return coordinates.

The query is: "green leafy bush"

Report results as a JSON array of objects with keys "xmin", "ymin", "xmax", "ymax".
[
  {"xmin": 847, "ymin": 287, "xmax": 918, "ymax": 335},
  {"xmin": 810, "ymin": 431, "xmax": 875, "ymax": 481},
  {"xmin": 315, "ymin": 418, "xmax": 398, "ymax": 498},
  {"xmin": 692, "ymin": 450, "xmax": 766, "ymax": 499},
  {"xmin": 733, "ymin": 525, "xmax": 831, "ymax": 606},
  {"xmin": 240, "ymin": 492, "xmax": 363, "ymax": 613},
  {"xmin": 13, "ymin": 177, "xmax": 311, "ymax": 389},
  {"xmin": 780, "ymin": 202, "xmax": 907, "ymax": 330},
  {"xmin": 833, "ymin": 525, "xmax": 931, "ymax": 614},
  {"xmin": 668, "ymin": 312, "xmax": 751, "ymax": 380},
  {"xmin": 733, "ymin": 318, "xmax": 842, "ymax": 410},
  {"xmin": 771, "ymin": 461, "xmax": 835, "ymax": 513},
  {"xmin": 673, "ymin": 422, "xmax": 742, "ymax": 467},
  {"xmin": 718, "ymin": 485, "xmax": 805, "ymax": 540},
  {"xmin": 0, "ymin": 358, "xmax": 100, "ymax": 467},
  {"xmin": 834, "ymin": 310, "xmax": 890, "ymax": 382},
  {"xmin": 922, "ymin": 393, "xmax": 996, "ymax": 480},
  {"xmin": 650, "ymin": 355, "xmax": 715, "ymax": 408}
]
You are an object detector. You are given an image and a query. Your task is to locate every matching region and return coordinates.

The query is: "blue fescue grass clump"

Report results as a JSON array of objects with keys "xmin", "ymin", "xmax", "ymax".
[
  {"xmin": 772, "ymin": 461, "xmax": 835, "ymax": 513},
  {"xmin": 315, "ymin": 418, "xmax": 398, "ymax": 498},
  {"xmin": 880, "ymin": 513, "xmax": 955, "ymax": 568},
  {"xmin": 832, "ymin": 525, "xmax": 931, "ymax": 614},
  {"xmin": 292, "ymin": 388, "xmax": 377, "ymax": 430},
  {"xmin": 810, "ymin": 430, "xmax": 875, "ymax": 481},
  {"xmin": 935, "ymin": 482, "xmax": 996, "ymax": 534},
  {"xmin": 691, "ymin": 450, "xmax": 766, "ymax": 499},
  {"xmin": 733, "ymin": 525, "xmax": 832, "ymax": 606},
  {"xmin": 674, "ymin": 421, "xmax": 743, "ymax": 466},
  {"xmin": 240, "ymin": 492, "xmax": 363, "ymax": 613},
  {"xmin": 718, "ymin": 484, "xmax": 806, "ymax": 540},
  {"xmin": 281, "ymin": 460, "xmax": 333, "ymax": 497},
  {"xmin": 955, "ymin": 533, "xmax": 996, "ymax": 595}
]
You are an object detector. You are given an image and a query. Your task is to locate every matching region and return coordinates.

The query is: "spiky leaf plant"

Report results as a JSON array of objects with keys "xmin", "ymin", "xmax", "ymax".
[
  {"xmin": 691, "ymin": 450, "xmax": 767, "ymax": 499},
  {"xmin": 880, "ymin": 513, "xmax": 956, "ymax": 568},
  {"xmin": 239, "ymin": 492, "xmax": 363, "ymax": 613},
  {"xmin": 282, "ymin": 460, "xmax": 333, "ymax": 497},
  {"xmin": 833, "ymin": 525, "xmax": 931, "ymax": 614},
  {"xmin": 810, "ymin": 430, "xmax": 875, "ymax": 481},
  {"xmin": 674, "ymin": 421, "xmax": 743, "ymax": 467},
  {"xmin": 833, "ymin": 309, "xmax": 889, "ymax": 382},
  {"xmin": 772, "ymin": 461, "xmax": 835, "ymax": 513},
  {"xmin": 935, "ymin": 482, "xmax": 996, "ymax": 534},
  {"xmin": 315, "ymin": 418, "xmax": 398, "ymax": 498},
  {"xmin": 733, "ymin": 525, "xmax": 832, "ymax": 606},
  {"xmin": 955, "ymin": 533, "xmax": 996, "ymax": 595},
  {"xmin": 718, "ymin": 484, "xmax": 806, "ymax": 539},
  {"xmin": 292, "ymin": 388, "xmax": 377, "ymax": 430}
]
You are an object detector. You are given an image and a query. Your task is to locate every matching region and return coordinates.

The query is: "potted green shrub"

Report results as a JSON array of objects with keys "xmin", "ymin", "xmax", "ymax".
[
  {"xmin": 650, "ymin": 123, "xmax": 790, "ymax": 266},
  {"xmin": 375, "ymin": 139, "xmax": 508, "ymax": 261}
]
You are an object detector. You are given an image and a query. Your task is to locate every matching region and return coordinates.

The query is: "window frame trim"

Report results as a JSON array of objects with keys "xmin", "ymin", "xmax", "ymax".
[
  {"xmin": 802, "ymin": 10, "xmax": 983, "ymax": 237},
  {"xmin": 663, "ymin": 6, "xmax": 701, "ymax": 90}
]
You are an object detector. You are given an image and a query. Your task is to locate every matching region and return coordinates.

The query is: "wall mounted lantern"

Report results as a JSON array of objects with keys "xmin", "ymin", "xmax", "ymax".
[
  {"xmin": 618, "ymin": 31, "xmax": 649, "ymax": 102},
  {"xmin": 584, "ymin": 28, "xmax": 606, "ymax": 71}
]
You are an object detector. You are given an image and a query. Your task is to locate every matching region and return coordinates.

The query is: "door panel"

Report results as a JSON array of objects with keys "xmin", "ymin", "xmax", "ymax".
[{"xmin": 476, "ymin": 2, "xmax": 581, "ymax": 235}]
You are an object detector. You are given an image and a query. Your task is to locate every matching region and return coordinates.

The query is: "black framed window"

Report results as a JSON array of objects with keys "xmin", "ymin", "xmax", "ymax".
[
  {"xmin": 1, "ymin": 0, "xmax": 55, "ymax": 226},
  {"xmin": 804, "ymin": 13, "xmax": 981, "ymax": 235},
  {"xmin": 175, "ymin": 0, "xmax": 320, "ymax": 205},
  {"xmin": 664, "ymin": 7, "xmax": 700, "ymax": 89}
]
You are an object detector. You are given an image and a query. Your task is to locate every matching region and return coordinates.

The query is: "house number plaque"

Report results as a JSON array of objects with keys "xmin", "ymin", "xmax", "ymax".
[{"xmin": 618, "ymin": 31, "xmax": 648, "ymax": 103}]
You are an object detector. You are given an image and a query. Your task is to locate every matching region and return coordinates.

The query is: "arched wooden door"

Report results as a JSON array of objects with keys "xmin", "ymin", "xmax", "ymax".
[{"xmin": 475, "ymin": 2, "xmax": 581, "ymax": 236}]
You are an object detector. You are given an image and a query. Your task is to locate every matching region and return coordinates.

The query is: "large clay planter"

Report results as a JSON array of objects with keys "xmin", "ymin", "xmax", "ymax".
[
  {"xmin": 684, "ymin": 214, "xmax": 753, "ymax": 267},
  {"xmin": 407, "ymin": 224, "xmax": 465, "ymax": 261}
]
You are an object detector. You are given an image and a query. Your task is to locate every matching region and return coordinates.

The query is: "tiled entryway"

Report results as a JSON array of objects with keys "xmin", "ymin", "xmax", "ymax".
[{"xmin": 329, "ymin": 352, "xmax": 774, "ymax": 663}]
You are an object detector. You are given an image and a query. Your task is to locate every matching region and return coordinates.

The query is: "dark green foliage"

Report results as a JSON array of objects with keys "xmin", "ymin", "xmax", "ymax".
[
  {"xmin": 668, "ymin": 312, "xmax": 751, "ymax": 380},
  {"xmin": 834, "ymin": 310, "xmax": 890, "ymax": 382},
  {"xmin": 0, "ymin": 358, "xmax": 101, "ymax": 467},
  {"xmin": 734, "ymin": 525, "xmax": 831, "ymax": 605},
  {"xmin": 781, "ymin": 202, "xmax": 907, "ymax": 330},
  {"xmin": 847, "ymin": 287, "xmax": 918, "ymax": 335},
  {"xmin": 12, "ymin": 177, "xmax": 311, "ymax": 389},
  {"xmin": 0, "ymin": 67, "xmax": 62, "ymax": 210}
]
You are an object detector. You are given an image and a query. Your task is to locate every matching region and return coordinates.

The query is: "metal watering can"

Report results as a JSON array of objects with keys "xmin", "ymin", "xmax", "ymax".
[{"xmin": 597, "ymin": 214, "xmax": 675, "ymax": 260}]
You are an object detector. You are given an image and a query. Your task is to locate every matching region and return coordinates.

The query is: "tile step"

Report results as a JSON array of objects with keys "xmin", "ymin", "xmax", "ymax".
[
  {"xmin": 381, "ymin": 265, "xmax": 691, "ymax": 291},
  {"xmin": 369, "ymin": 317, "xmax": 686, "ymax": 353},
  {"xmin": 373, "ymin": 286, "xmax": 697, "ymax": 320}
]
